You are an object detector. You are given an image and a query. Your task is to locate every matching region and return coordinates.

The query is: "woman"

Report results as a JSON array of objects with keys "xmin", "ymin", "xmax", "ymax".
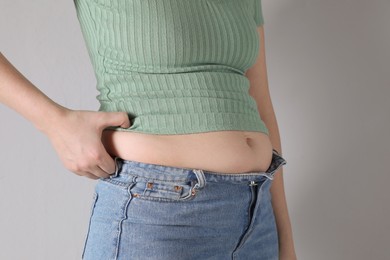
[{"xmin": 0, "ymin": 0, "xmax": 296, "ymax": 259}]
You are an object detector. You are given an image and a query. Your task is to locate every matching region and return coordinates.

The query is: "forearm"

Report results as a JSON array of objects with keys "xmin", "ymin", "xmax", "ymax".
[
  {"xmin": 262, "ymin": 111, "xmax": 296, "ymax": 257},
  {"xmin": 0, "ymin": 52, "xmax": 68, "ymax": 132}
]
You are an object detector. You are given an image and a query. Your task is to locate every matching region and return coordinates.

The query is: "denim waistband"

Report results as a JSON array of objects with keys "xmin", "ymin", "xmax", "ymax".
[{"xmin": 109, "ymin": 150, "xmax": 287, "ymax": 184}]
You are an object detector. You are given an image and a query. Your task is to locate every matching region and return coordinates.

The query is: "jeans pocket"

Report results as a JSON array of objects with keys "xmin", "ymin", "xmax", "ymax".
[
  {"xmin": 81, "ymin": 191, "xmax": 98, "ymax": 259},
  {"xmin": 129, "ymin": 176, "xmax": 199, "ymax": 203}
]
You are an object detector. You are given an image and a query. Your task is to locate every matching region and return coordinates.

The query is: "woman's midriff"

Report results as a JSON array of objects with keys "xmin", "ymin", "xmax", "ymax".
[{"xmin": 101, "ymin": 130, "xmax": 274, "ymax": 174}]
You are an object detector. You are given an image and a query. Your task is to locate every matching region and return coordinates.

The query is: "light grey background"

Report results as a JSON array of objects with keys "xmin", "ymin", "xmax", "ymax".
[{"xmin": 1, "ymin": 0, "xmax": 389, "ymax": 259}]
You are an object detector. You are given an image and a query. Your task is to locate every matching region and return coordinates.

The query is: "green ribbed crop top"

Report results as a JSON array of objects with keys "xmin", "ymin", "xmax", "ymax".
[{"xmin": 73, "ymin": 0, "xmax": 268, "ymax": 135}]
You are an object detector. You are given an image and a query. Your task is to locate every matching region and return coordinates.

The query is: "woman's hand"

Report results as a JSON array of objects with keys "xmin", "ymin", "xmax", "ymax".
[
  {"xmin": 0, "ymin": 53, "xmax": 130, "ymax": 179},
  {"xmin": 43, "ymin": 108, "xmax": 130, "ymax": 180}
]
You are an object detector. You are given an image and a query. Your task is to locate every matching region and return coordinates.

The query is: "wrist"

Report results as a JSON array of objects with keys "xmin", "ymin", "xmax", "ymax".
[{"xmin": 34, "ymin": 104, "xmax": 71, "ymax": 135}]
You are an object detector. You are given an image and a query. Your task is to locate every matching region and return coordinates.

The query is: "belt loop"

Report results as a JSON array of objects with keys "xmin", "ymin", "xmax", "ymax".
[
  {"xmin": 192, "ymin": 169, "xmax": 206, "ymax": 189},
  {"xmin": 110, "ymin": 156, "xmax": 123, "ymax": 178}
]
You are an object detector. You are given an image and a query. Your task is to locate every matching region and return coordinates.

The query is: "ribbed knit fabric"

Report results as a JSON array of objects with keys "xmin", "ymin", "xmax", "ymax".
[{"xmin": 73, "ymin": 0, "xmax": 268, "ymax": 135}]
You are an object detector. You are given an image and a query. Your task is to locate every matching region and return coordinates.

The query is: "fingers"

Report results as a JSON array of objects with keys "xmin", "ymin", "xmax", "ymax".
[
  {"xmin": 66, "ymin": 152, "xmax": 115, "ymax": 179},
  {"xmin": 98, "ymin": 154, "xmax": 116, "ymax": 176},
  {"xmin": 78, "ymin": 164, "xmax": 112, "ymax": 179},
  {"xmin": 72, "ymin": 169, "xmax": 101, "ymax": 180},
  {"xmin": 90, "ymin": 143, "xmax": 116, "ymax": 173},
  {"xmin": 81, "ymin": 171, "xmax": 100, "ymax": 180},
  {"xmin": 119, "ymin": 112, "xmax": 131, "ymax": 128},
  {"xmin": 86, "ymin": 151, "xmax": 116, "ymax": 179},
  {"xmin": 92, "ymin": 165, "xmax": 112, "ymax": 179},
  {"xmin": 98, "ymin": 112, "xmax": 130, "ymax": 129}
]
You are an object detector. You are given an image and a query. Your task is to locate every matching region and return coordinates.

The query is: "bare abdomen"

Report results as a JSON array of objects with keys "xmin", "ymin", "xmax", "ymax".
[{"xmin": 101, "ymin": 130, "xmax": 273, "ymax": 174}]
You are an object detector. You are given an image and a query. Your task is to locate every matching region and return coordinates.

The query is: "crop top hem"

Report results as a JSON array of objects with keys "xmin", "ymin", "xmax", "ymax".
[{"xmin": 102, "ymin": 112, "xmax": 270, "ymax": 136}]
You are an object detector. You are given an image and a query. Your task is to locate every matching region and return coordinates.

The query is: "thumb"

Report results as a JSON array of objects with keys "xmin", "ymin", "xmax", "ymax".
[{"xmin": 99, "ymin": 112, "xmax": 131, "ymax": 129}]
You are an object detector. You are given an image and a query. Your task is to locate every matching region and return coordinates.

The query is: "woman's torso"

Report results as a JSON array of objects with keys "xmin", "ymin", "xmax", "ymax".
[
  {"xmin": 101, "ymin": 130, "xmax": 273, "ymax": 174},
  {"xmin": 75, "ymin": 0, "xmax": 273, "ymax": 173}
]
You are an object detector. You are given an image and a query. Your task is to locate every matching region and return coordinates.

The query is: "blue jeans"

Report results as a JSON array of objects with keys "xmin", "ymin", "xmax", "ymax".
[{"xmin": 81, "ymin": 150, "xmax": 287, "ymax": 260}]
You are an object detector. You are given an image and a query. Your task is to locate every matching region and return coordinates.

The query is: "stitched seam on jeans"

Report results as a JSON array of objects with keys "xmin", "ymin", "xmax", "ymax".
[
  {"xmin": 112, "ymin": 191, "xmax": 133, "ymax": 259},
  {"xmin": 101, "ymin": 178, "xmax": 130, "ymax": 187}
]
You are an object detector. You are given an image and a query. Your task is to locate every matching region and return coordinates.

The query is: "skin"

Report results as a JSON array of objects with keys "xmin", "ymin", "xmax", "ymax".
[
  {"xmin": 246, "ymin": 25, "xmax": 297, "ymax": 259},
  {"xmin": 0, "ymin": 21, "xmax": 296, "ymax": 260},
  {"xmin": 0, "ymin": 52, "xmax": 130, "ymax": 180}
]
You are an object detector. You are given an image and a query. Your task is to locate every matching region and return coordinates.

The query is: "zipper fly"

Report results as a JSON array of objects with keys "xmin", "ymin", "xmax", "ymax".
[
  {"xmin": 248, "ymin": 181, "xmax": 258, "ymax": 224},
  {"xmin": 233, "ymin": 180, "xmax": 260, "ymax": 253}
]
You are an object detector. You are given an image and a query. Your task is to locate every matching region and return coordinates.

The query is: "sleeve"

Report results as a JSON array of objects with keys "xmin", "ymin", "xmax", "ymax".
[{"xmin": 253, "ymin": 0, "xmax": 265, "ymax": 26}]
